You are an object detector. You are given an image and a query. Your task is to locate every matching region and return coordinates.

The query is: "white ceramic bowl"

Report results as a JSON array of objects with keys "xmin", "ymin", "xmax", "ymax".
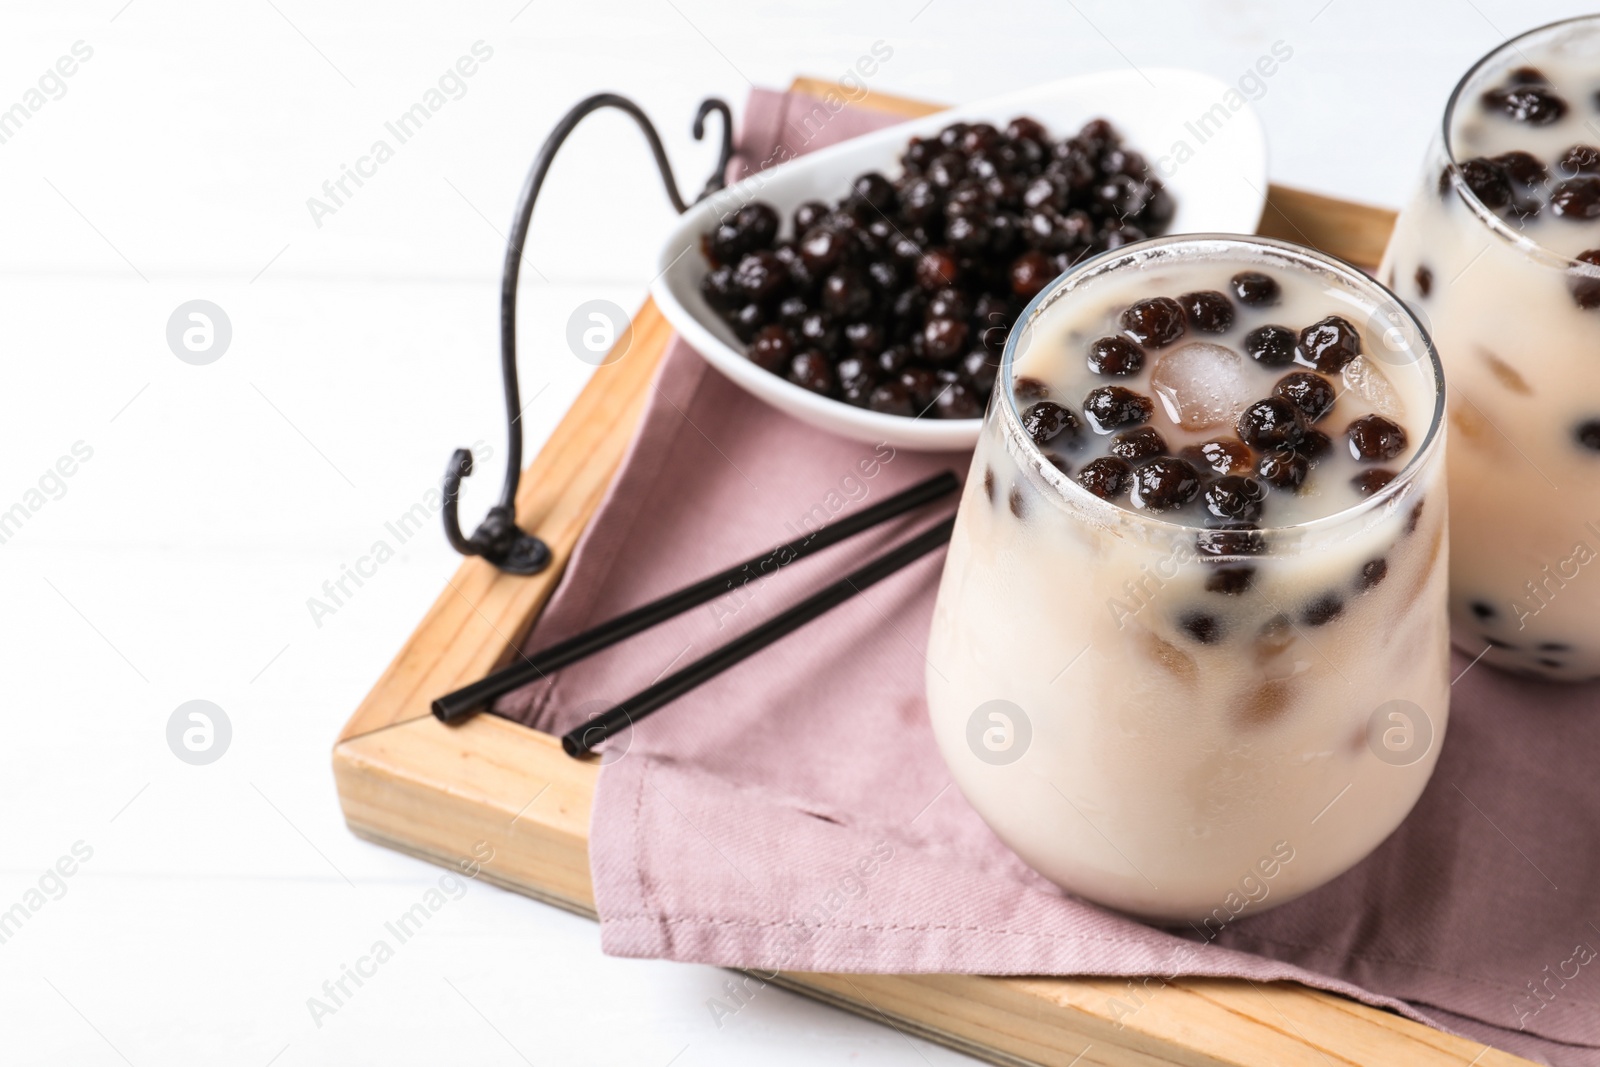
[{"xmin": 651, "ymin": 69, "xmax": 1269, "ymax": 451}]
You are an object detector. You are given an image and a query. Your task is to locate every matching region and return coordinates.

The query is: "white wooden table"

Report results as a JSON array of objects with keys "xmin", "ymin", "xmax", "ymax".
[{"xmin": 0, "ymin": 1, "xmax": 1581, "ymax": 1062}]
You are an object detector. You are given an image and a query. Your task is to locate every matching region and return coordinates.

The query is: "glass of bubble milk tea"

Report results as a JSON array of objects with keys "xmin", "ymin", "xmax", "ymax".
[
  {"xmin": 1384, "ymin": 16, "xmax": 1600, "ymax": 681},
  {"xmin": 924, "ymin": 235, "xmax": 1449, "ymax": 923}
]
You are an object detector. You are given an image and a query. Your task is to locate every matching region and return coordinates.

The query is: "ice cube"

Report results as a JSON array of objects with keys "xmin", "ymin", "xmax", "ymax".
[
  {"xmin": 1341, "ymin": 356, "xmax": 1403, "ymax": 418},
  {"xmin": 1150, "ymin": 342, "xmax": 1253, "ymax": 432}
]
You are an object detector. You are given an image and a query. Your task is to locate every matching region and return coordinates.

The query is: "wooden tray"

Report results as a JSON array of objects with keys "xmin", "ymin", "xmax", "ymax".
[{"xmin": 334, "ymin": 80, "xmax": 1528, "ymax": 1067}]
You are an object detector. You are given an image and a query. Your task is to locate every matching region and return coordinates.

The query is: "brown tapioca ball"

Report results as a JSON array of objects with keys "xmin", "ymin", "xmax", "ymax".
[
  {"xmin": 867, "ymin": 380, "xmax": 913, "ymax": 416},
  {"xmin": 1569, "ymin": 250, "xmax": 1600, "ymax": 309},
  {"xmin": 1237, "ymin": 397, "xmax": 1302, "ymax": 450},
  {"xmin": 1009, "ymin": 250, "xmax": 1054, "ymax": 298},
  {"xmin": 1203, "ymin": 475, "xmax": 1266, "ymax": 522},
  {"xmin": 793, "ymin": 200, "xmax": 829, "ymax": 234},
  {"xmin": 1083, "ymin": 385, "xmax": 1154, "ymax": 431},
  {"xmin": 1086, "ymin": 336, "xmax": 1145, "ymax": 376},
  {"xmin": 935, "ymin": 381, "xmax": 983, "ymax": 419},
  {"xmin": 1243, "ymin": 324, "xmax": 1297, "ymax": 367},
  {"xmin": 922, "ymin": 317, "xmax": 969, "ymax": 364},
  {"xmin": 1301, "ymin": 593, "xmax": 1345, "ymax": 627},
  {"xmin": 1256, "ymin": 449, "xmax": 1309, "ymax": 491},
  {"xmin": 787, "ymin": 351, "xmax": 836, "ymax": 396},
  {"xmin": 1204, "ymin": 564, "xmax": 1255, "ymax": 596},
  {"xmin": 1414, "ymin": 264, "xmax": 1434, "ymax": 297},
  {"xmin": 916, "ymin": 247, "xmax": 961, "ymax": 290},
  {"xmin": 961, "ymin": 350, "xmax": 1000, "ymax": 395},
  {"xmin": 748, "ymin": 324, "xmax": 794, "ymax": 372},
  {"xmin": 1014, "ymin": 376, "xmax": 1050, "ymax": 401},
  {"xmin": 899, "ymin": 366, "xmax": 939, "ymax": 408},
  {"xmin": 1179, "ymin": 612, "xmax": 1224, "ymax": 644},
  {"xmin": 1130, "ymin": 457, "xmax": 1201, "ymax": 511},
  {"xmin": 1481, "ymin": 81, "xmax": 1568, "ymax": 125},
  {"xmin": 1346, "ymin": 414, "xmax": 1407, "ymax": 461},
  {"xmin": 1120, "ymin": 297, "xmax": 1186, "ymax": 348},
  {"xmin": 730, "ymin": 303, "xmax": 766, "ymax": 342},
  {"xmin": 1181, "ymin": 438, "xmax": 1254, "ymax": 476},
  {"xmin": 1177, "ymin": 290, "xmax": 1234, "ymax": 334},
  {"xmin": 1298, "ymin": 316, "xmax": 1361, "ymax": 373},
  {"xmin": 1357, "ymin": 558, "xmax": 1388, "ymax": 591},
  {"xmin": 1196, "ymin": 523, "xmax": 1265, "ymax": 558},
  {"xmin": 1230, "ymin": 271, "xmax": 1280, "ymax": 307},
  {"xmin": 1553, "ymin": 177, "xmax": 1600, "ymax": 220},
  {"xmin": 1108, "ymin": 426, "xmax": 1167, "ymax": 461},
  {"xmin": 1273, "ymin": 371, "xmax": 1336, "ymax": 422},
  {"xmin": 1021, "ymin": 400, "xmax": 1080, "ymax": 447},
  {"xmin": 1351, "ymin": 468, "xmax": 1397, "ymax": 497},
  {"xmin": 1078, "ymin": 455, "xmax": 1132, "ymax": 499},
  {"xmin": 1575, "ymin": 420, "xmax": 1600, "ymax": 451},
  {"xmin": 1295, "ymin": 428, "xmax": 1332, "ymax": 460},
  {"xmin": 1493, "ymin": 150, "xmax": 1549, "ymax": 185}
]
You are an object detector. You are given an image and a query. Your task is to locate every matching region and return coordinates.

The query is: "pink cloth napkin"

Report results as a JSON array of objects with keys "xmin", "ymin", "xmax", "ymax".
[{"xmin": 496, "ymin": 88, "xmax": 1600, "ymax": 1065}]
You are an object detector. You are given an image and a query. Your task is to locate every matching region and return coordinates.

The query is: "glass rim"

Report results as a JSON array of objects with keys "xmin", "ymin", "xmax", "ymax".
[
  {"xmin": 1441, "ymin": 13, "xmax": 1600, "ymax": 271},
  {"xmin": 997, "ymin": 232, "xmax": 1447, "ymax": 541}
]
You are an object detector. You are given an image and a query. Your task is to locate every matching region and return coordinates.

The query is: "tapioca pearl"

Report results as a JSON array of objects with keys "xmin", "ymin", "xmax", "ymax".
[
  {"xmin": 1202, "ymin": 475, "xmax": 1266, "ymax": 523},
  {"xmin": 1014, "ymin": 376, "xmax": 1050, "ymax": 401},
  {"xmin": 1021, "ymin": 401, "xmax": 1080, "ymax": 447},
  {"xmin": 1493, "ymin": 150, "xmax": 1549, "ymax": 185},
  {"xmin": 1108, "ymin": 426, "xmax": 1167, "ymax": 461},
  {"xmin": 1243, "ymin": 325, "xmax": 1297, "ymax": 367},
  {"xmin": 1230, "ymin": 271, "xmax": 1280, "ymax": 308},
  {"xmin": 1485, "ymin": 636, "xmax": 1516, "ymax": 649},
  {"xmin": 1177, "ymin": 290, "xmax": 1234, "ymax": 334},
  {"xmin": 1237, "ymin": 397, "xmax": 1302, "ymax": 451},
  {"xmin": 867, "ymin": 380, "xmax": 914, "ymax": 416},
  {"xmin": 1204, "ymin": 565, "xmax": 1254, "ymax": 596},
  {"xmin": 1256, "ymin": 448, "xmax": 1308, "ymax": 491},
  {"xmin": 982, "ymin": 466, "xmax": 995, "ymax": 504},
  {"xmin": 935, "ymin": 381, "xmax": 983, "ymax": 419},
  {"xmin": 1569, "ymin": 250, "xmax": 1600, "ymax": 310},
  {"xmin": 1083, "ymin": 386, "xmax": 1154, "ymax": 432},
  {"xmin": 1295, "ymin": 428, "xmax": 1332, "ymax": 461},
  {"xmin": 1301, "ymin": 593, "xmax": 1345, "ymax": 627},
  {"xmin": 1273, "ymin": 371, "xmax": 1336, "ymax": 422},
  {"xmin": 1455, "ymin": 158, "xmax": 1513, "ymax": 210},
  {"xmin": 1576, "ymin": 420, "xmax": 1600, "ymax": 451},
  {"xmin": 1119, "ymin": 297, "xmax": 1186, "ymax": 349},
  {"xmin": 1009, "ymin": 486, "xmax": 1027, "ymax": 519},
  {"xmin": 1540, "ymin": 641, "xmax": 1571, "ymax": 652},
  {"xmin": 1351, "ymin": 468, "xmax": 1397, "ymax": 497},
  {"xmin": 1087, "ymin": 336, "xmax": 1145, "ymax": 376},
  {"xmin": 1195, "ymin": 523, "xmax": 1265, "ymax": 559},
  {"xmin": 1130, "ymin": 458, "xmax": 1201, "ymax": 511},
  {"xmin": 1298, "ymin": 316, "xmax": 1361, "ymax": 374},
  {"xmin": 1406, "ymin": 499, "xmax": 1425, "ymax": 534},
  {"xmin": 1346, "ymin": 415, "xmax": 1408, "ymax": 462},
  {"xmin": 1077, "ymin": 456, "xmax": 1132, "ymax": 499},
  {"xmin": 1538, "ymin": 657, "xmax": 1564, "ymax": 670},
  {"xmin": 787, "ymin": 351, "xmax": 837, "ymax": 395},
  {"xmin": 1481, "ymin": 81, "xmax": 1568, "ymax": 125},
  {"xmin": 1356, "ymin": 558, "xmax": 1388, "ymax": 591},
  {"xmin": 1414, "ymin": 265, "xmax": 1433, "ymax": 298},
  {"xmin": 1180, "ymin": 437, "xmax": 1254, "ymax": 476},
  {"xmin": 1561, "ymin": 145, "xmax": 1600, "ymax": 176},
  {"xmin": 1470, "ymin": 600, "xmax": 1496, "ymax": 621},
  {"xmin": 1552, "ymin": 177, "xmax": 1600, "ymax": 220},
  {"xmin": 1179, "ymin": 611, "xmax": 1223, "ymax": 645}
]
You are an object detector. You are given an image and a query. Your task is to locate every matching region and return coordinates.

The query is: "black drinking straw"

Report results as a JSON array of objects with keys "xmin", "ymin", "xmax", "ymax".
[
  {"xmin": 432, "ymin": 470, "xmax": 959, "ymax": 723},
  {"xmin": 560, "ymin": 514, "xmax": 955, "ymax": 758}
]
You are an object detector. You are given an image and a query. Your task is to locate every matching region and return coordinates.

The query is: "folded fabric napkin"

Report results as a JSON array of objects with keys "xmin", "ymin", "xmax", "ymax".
[{"xmin": 496, "ymin": 87, "xmax": 1600, "ymax": 1066}]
